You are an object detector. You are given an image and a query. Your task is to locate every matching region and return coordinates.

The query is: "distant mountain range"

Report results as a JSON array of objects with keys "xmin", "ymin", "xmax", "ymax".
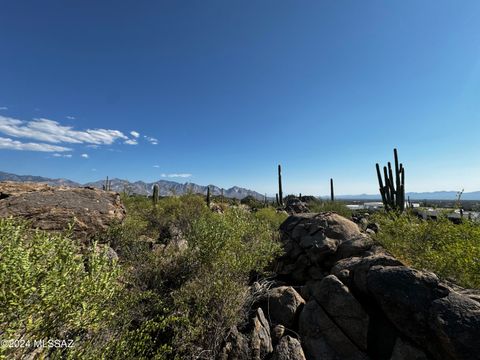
[
  {"xmin": 0, "ymin": 171, "xmax": 265, "ymax": 200},
  {"xmin": 335, "ymin": 191, "xmax": 480, "ymax": 201}
]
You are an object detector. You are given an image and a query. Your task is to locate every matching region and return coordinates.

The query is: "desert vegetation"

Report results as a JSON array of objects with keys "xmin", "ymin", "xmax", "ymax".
[{"xmin": 0, "ymin": 194, "xmax": 284, "ymax": 359}]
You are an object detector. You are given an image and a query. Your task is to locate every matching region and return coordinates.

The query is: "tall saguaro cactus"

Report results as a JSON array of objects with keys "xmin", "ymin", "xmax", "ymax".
[
  {"xmin": 330, "ymin": 178, "xmax": 335, "ymax": 202},
  {"xmin": 278, "ymin": 164, "xmax": 284, "ymax": 206},
  {"xmin": 206, "ymin": 186, "xmax": 211, "ymax": 207},
  {"xmin": 152, "ymin": 184, "xmax": 159, "ymax": 207},
  {"xmin": 376, "ymin": 148, "xmax": 405, "ymax": 212},
  {"xmin": 103, "ymin": 176, "xmax": 111, "ymax": 191}
]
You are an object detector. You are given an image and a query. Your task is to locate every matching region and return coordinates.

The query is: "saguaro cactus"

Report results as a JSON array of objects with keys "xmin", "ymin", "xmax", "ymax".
[
  {"xmin": 278, "ymin": 164, "xmax": 284, "ymax": 206},
  {"xmin": 152, "ymin": 184, "xmax": 159, "ymax": 206},
  {"xmin": 206, "ymin": 186, "xmax": 211, "ymax": 207},
  {"xmin": 276, "ymin": 193, "xmax": 279, "ymax": 206},
  {"xmin": 330, "ymin": 178, "xmax": 335, "ymax": 202},
  {"xmin": 376, "ymin": 148, "xmax": 405, "ymax": 212},
  {"xmin": 103, "ymin": 176, "xmax": 111, "ymax": 191}
]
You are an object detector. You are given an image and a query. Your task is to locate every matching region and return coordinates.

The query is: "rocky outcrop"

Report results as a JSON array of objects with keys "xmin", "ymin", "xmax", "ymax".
[
  {"xmin": 0, "ymin": 182, "xmax": 126, "ymax": 240},
  {"xmin": 222, "ymin": 212, "xmax": 480, "ymax": 360},
  {"xmin": 272, "ymin": 336, "xmax": 306, "ymax": 360},
  {"xmin": 262, "ymin": 286, "xmax": 305, "ymax": 328}
]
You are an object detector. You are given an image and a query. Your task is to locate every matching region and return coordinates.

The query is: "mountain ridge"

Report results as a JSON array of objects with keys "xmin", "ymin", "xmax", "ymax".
[{"xmin": 0, "ymin": 171, "xmax": 265, "ymax": 200}]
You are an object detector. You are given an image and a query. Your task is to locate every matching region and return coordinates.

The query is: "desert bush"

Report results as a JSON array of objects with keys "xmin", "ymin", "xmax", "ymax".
[
  {"xmin": 255, "ymin": 207, "xmax": 289, "ymax": 230},
  {"xmin": 372, "ymin": 212, "xmax": 480, "ymax": 289},
  {"xmin": 240, "ymin": 195, "xmax": 265, "ymax": 209},
  {"xmin": 172, "ymin": 208, "xmax": 282, "ymax": 358},
  {"xmin": 308, "ymin": 201, "xmax": 352, "ymax": 218},
  {"xmin": 0, "ymin": 218, "xmax": 121, "ymax": 359}
]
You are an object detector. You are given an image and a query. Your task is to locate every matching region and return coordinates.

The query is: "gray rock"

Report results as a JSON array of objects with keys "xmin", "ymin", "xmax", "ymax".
[
  {"xmin": 331, "ymin": 252, "xmax": 403, "ymax": 294},
  {"xmin": 312, "ymin": 275, "xmax": 369, "ymax": 351},
  {"xmin": 390, "ymin": 337, "xmax": 428, "ymax": 360},
  {"xmin": 272, "ymin": 336, "xmax": 306, "ymax": 360},
  {"xmin": 264, "ymin": 286, "xmax": 305, "ymax": 328},
  {"xmin": 299, "ymin": 300, "xmax": 368, "ymax": 360},
  {"xmin": 367, "ymin": 265, "xmax": 449, "ymax": 345},
  {"xmin": 271, "ymin": 325, "xmax": 286, "ymax": 345},
  {"xmin": 251, "ymin": 308, "xmax": 273, "ymax": 359},
  {"xmin": 428, "ymin": 291, "xmax": 480, "ymax": 360},
  {"xmin": 219, "ymin": 326, "xmax": 250, "ymax": 360}
]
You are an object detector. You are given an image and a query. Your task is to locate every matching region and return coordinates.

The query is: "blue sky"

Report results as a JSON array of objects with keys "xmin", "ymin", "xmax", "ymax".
[{"xmin": 1, "ymin": 1, "xmax": 480, "ymax": 195}]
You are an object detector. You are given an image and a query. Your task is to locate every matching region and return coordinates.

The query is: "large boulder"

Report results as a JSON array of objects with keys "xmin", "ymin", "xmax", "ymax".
[
  {"xmin": 428, "ymin": 292, "xmax": 480, "ymax": 360},
  {"xmin": 272, "ymin": 336, "xmax": 306, "ymax": 360},
  {"xmin": 367, "ymin": 266, "xmax": 449, "ymax": 345},
  {"xmin": 299, "ymin": 300, "xmax": 368, "ymax": 360},
  {"xmin": 0, "ymin": 182, "xmax": 126, "ymax": 240},
  {"xmin": 311, "ymin": 275, "xmax": 369, "ymax": 351},
  {"xmin": 331, "ymin": 251, "xmax": 403, "ymax": 294},
  {"xmin": 263, "ymin": 286, "xmax": 305, "ymax": 328}
]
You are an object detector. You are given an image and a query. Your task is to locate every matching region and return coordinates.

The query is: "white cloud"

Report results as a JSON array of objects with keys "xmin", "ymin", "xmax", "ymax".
[
  {"xmin": 66, "ymin": 116, "xmax": 75, "ymax": 120},
  {"xmin": 161, "ymin": 173, "xmax": 192, "ymax": 178},
  {"xmin": 0, "ymin": 115, "xmax": 128, "ymax": 145},
  {"xmin": 144, "ymin": 135, "xmax": 158, "ymax": 145},
  {"xmin": 153, "ymin": 165, "xmax": 160, "ymax": 168},
  {"xmin": 124, "ymin": 139, "xmax": 138, "ymax": 145},
  {"xmin": 0, "ymin": 137, "xmax": 72, "ymax": 152},
  {"xmin": 52, "ymin": 153, "xmax": 73, "ymax": 158},
  {"xmin": 0, "ymin": 107, "xmax": 7, "ymax": 110},
  {"xmin": 81, "ymin": 153, "xmax": 89, "ymax": 158},
  {"xmin": 130, "ymin": 131, "xmax": 140, "ymax": 138},
  {"xmin": 91, "ymin": 168, "xmax": 97, "ymax": 172}
]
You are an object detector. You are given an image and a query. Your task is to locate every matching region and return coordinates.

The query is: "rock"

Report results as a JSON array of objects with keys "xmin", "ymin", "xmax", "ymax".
[
  {"xmin": 317, "ymin": 212, "xmax": 363, "ymax": 241},
  {"xmin": 367, "ymin": 265, "xmax": 449, "ymax": 345},
  {"xmin": 299, "ymin": 300, "xmax": 368, "ymax": 360},
  {"xmin": 328, "ymin": 234, "xmax": 374, "ymax": 265},
  {"xmin": 331, "ymin": 251, "xmax": 403, "ymax": 294},
  {"xmin": 271, "ymin": 325, "xmax": 286, "ymax": 345},
  {"xmin": 220, "ymin": 326, "xmax": 250, "ymax": 360},
  {"xmin": 428, "ymin": 291, "xmax": 480, "ymax": 360},
  {"xmin": 390, "ymin": 337, "xmax": 428, "ymax": 360},
  {"xmin": 312, "ymin": 275, "xmax": 369, "ymax": 351},
  {"xmin": 272, "ymin": 336, "xmax": 306, "ymax": 360},
  {"xmin": 263, "ymin": 286, "xmax": 305, "ymax": 328},
  {"xmin": 95, "ymin": 244, "xmax": 119, "ymax": 262},
  {"xmin": 305, "ymin": 238, "xmax": 338, "ymax": 265},
  {"xmin": 251, "ymin": 308, "xmax": 273, "ymax": 359},
  {"xmin": 0, "ymin": 182, "xmax": 126, "ymax": 241},
  {"xmin": 284, "ymin": 198, "xmax": 310, "ymax": 214}
]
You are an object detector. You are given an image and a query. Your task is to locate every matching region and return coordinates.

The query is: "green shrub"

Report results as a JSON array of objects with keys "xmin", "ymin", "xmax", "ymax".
[
  {"xmin": 0, "ymin": 218, "xmax": 121, "ymax": 359},
  {"xmin": 172, "ymin": 208, "xmax": 282, "ymax": 358},
  {"xmin": 308, "ymin": 201, "xmax": 352, "ymax": 218},
  {"xmin": 255, "ymin": 207, "xmax": 289, "ymax": 230},
  {"xmin": 240, "ymin": 195, "xmax": 265, "ymax": 209},
  {"xmin": 372, "ymin": 212, "xmax": 480, "ymax": 289}
]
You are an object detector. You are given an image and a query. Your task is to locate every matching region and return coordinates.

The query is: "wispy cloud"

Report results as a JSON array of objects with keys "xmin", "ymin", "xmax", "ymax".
[
  {"xmin": 153, "ymin": 165, "xmax": 160, "ymax": 168},
  {"xmin": 66, "ymin": 116, "xmax": 75, "ymax": 120},
  {"xmin": 0, "ymin": 107, "xmax": 7, "ymax": 110},
  {"xmin": 81, "ymin": 153, "xmax": 89, "ymax": 158},
  {"xmin": 130, "ymin": 131, "xmax": 140, "ymax": 138},
  {"xmin": 0, "ymin": 137, "xmax": 72, "ymax": 152},
  {"xmin": 52, "ymin": 153, "xmax": 73, "ymax": 158},
  {"xmin": 144, "ymin": 135, "xmax": 158, "ymax": 145},
  {"xmin": 161, "ymin": 173, "xmax": 192, "ymax": 178},
  {"xmin": 0, "ymin": 116, "xmax": 128, "ymax": 145},
  {"xmin": 124, "ymin": 139, "xmax": 138, "ymax": 145}
]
